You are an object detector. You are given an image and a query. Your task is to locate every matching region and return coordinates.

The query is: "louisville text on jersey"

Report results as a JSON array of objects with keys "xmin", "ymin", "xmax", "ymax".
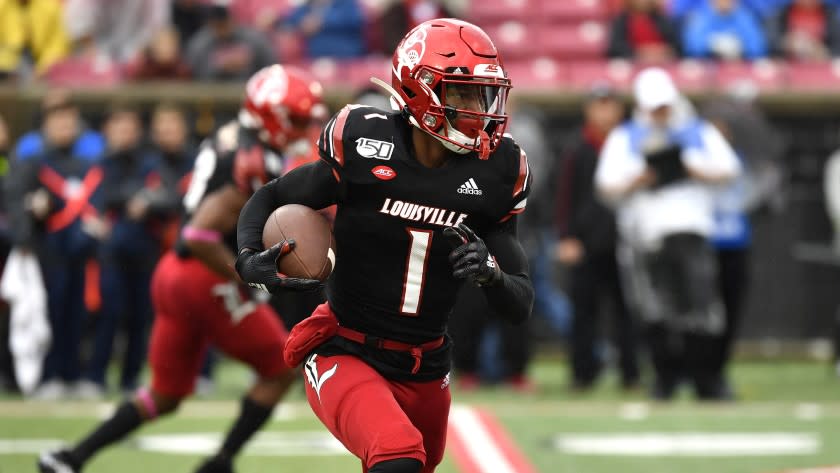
[{"xmin": 379, "ymin": 198, "xmax": 468, "ymax": 228}]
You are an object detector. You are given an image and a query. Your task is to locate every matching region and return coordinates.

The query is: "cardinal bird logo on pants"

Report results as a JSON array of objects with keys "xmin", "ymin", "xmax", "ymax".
[{"xmin": 305, "ymin": 354, "xmax": 338, "ymax": 402}]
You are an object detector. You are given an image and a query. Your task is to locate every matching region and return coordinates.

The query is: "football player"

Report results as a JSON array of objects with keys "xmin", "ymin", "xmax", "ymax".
[
  {"xmin": 235, "ymin": 19, "xmax": 534, "ymax": 473},
  {"xmin": 38, "ymin": 65, "xmax": 327, "ymax": 473}
]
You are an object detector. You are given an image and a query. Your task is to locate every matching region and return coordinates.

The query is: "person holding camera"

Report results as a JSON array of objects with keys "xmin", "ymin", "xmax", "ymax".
[{"xmin": 595, "ymin": 68, "xmax": 741, "ymax": 400}]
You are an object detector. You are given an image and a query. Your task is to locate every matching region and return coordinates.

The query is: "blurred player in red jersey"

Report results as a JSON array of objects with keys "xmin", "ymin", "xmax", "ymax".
[
  {"xmin": 38, "ymin": 65, "xmax": 328, "ymax": 473},
  {"xmin": 235, "ymin": 19, "xmax": 535, "ymax": 473}
]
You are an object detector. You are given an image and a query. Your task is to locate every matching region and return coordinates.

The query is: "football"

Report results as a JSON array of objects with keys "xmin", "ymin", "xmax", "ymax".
[{"xmin": 262, "ymin": 204, "xmax": 336, "ymax": 282}]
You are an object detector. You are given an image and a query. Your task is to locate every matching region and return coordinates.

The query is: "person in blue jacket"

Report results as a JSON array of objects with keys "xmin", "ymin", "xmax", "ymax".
[
  {"xmin": 281, "ymin": 0, "xmax": 368, "ymax": 59},
  {"xmin": 78, "ymin": 104, "xmax": 181, "ymax": 398},
  {"xmin": 14, "ymin": 90, "xmax": 105, "ymax": 163},
  {"xmin": 683, "ymin": 0, "xmax": 769, "ymax": 59}
]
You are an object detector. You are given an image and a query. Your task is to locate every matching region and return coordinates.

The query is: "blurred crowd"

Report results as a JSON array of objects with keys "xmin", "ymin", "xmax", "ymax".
[
  {"xmin": 2, "ymin": 0, "xmax": 840, "ymax": 88},
  {"xmin": 610, "ymin": 0, "xmax": 840, "ymax": 62},
  {"xmin": 0, "ymin": 0, "xmax": 464, "ymax": 85}
]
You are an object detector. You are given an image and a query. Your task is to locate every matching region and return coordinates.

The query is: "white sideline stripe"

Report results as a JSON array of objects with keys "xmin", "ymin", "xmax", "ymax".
[
  {"xmin": 450, "ymin": 406, "xmax": 519, "ymax": 473},
  {"xmin": 0, "ymin": 439, "xmax": 62, "ymax": 454}
]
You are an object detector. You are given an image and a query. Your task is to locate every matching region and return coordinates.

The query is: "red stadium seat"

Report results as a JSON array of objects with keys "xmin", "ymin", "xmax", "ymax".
[
  {"xmin": 43, "ymin": 56, "xmax": 122, "ymax": 87},
  {"xmin": 535, "ymin": 0, "xmax": 610, "ymax": 23},
  {"xmin": 659, "ymin": 60, "xmax": 712, "ymax": 93},
  {"xmin": 466, "ymin": 0, "xmax": 539, "ymax": 28},
  {"xmin": 484, "ymin": 22, "xmax": 537, "ymax": 61},
  {"xmin": 566, "ymin": 59, "xmax": 635, "ymax": 91},
  {"xmin": 713, "ymin": 60, "xmax": 787, "ymax": 92},
  {"xmin": 785, "ymin": 62, "xmax": 840, "ymax": 91},
  {"xmin": 230, "ymin": 0, "xmax": 293, "ymax": 29},
  {"xmin": 539, "ymin": 22, "xmax": 608, "ymax": 60},
  {"xmin": 504, "ymin": 57, "xmax": 568, "ymax": 91}
]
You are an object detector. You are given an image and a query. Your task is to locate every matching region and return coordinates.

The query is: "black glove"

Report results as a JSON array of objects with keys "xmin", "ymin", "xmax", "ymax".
[
  {"xmin": 443, "ymin": 223, "xmax": 501, "ymax": 287},
  {"xmin": 234, "ymin": 240, "xmax": 322, "ymax": 293}
]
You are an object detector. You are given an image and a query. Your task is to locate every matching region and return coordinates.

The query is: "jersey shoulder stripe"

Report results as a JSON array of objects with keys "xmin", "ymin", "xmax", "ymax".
[
  {"xmin": 494, "ymin": 135, "xmax": 532, "ymax": 223},
  {"xmin": 513, "ymin": 146, "xmax": 530, "ymax": 199},
  {"xmin": 319, "ymin": 105, "xmax": 353, "ymax": 167}
]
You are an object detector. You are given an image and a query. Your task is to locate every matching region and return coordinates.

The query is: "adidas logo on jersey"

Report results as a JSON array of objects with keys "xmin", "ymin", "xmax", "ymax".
[{"xmin": 458, "ymin": 178, "xmax": 482, "ymax": 195}]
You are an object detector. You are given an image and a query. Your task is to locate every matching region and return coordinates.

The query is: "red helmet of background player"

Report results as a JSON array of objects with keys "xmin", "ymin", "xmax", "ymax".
[
  {"xmin": 240, "ymin": 65, "xmax": 328, "ymax": 151},
  {"xmin": 390, "ymin": 18, "xmax": 511, "ymax": 159}
]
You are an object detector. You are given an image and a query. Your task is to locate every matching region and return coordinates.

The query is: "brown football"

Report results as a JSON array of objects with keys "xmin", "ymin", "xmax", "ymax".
[{"xmin": 262, "ymin": 204, "xmax": 335, "ymax": 282}]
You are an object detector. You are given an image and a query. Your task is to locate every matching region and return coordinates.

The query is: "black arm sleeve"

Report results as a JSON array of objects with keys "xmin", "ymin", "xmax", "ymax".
[
  {"xmin": 482, "ymin": 218, "xmax": 534, "ymax": 325},
  {"xmin": 237, "ymin": 159, "xmax": 339, "ymax": 252},
  {"xmin": 5, "ymin": 159, "xmax": 40, "ymax": 247}
]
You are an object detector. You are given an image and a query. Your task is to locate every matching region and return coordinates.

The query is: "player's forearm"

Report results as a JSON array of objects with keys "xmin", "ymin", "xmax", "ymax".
[
  {"xmin": 482, "ymin": 272, "xmax": 534, "ymax": 325},
  {"xmin": 185, "ymin": 239, "xmax": 242, "ymax": 282},
  {"xmin": 237, "ymin": 181, "xmax": 282, "ymax": 252}
]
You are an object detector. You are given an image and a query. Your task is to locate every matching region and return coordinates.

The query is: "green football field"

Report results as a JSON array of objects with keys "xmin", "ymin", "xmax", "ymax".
[{"xmin": 2, "ymin": 359, "xmax": 839, "ymax": 473}]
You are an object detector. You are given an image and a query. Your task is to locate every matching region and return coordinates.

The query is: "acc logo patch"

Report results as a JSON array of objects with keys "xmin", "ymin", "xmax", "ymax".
[
  {"xmin": 356, "ymin": 138, "xmax": 394, "ymax": 160},
  {"xmin": 372, "ymin": 165, "xmax": 397, "ymax": 181}
]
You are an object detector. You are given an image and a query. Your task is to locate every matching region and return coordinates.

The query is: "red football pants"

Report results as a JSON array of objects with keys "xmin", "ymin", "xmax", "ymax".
[
  {"xmin": 149, "ymin": 251, "xmax": 290, "ymax": 397},
  {"xmin": 303, "ymin": 351, "xmax": 450, "ymax": 472}
]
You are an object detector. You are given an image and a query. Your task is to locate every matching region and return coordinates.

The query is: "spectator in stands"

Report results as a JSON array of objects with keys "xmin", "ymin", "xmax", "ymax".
[
  {"xmin": 81, "ymin": 104, "xmax": 172, "ymax": 398},
  {"xmin": 0, "ymin": 0, "xmax": 70, "ymax": 79},
  {"xmin": 766, "ymin": 0, "xmax": 840, "ymax": 61},
  {"xmin": 514, "ymin": 104, "xmax": 572, "ymax": 341},
  {"xmin": 6, "ymin": 97, "xmax": 106, "ymax": 400},
  {"xmin": 149, "ymin": 103, "xmax": 196, "ymax": 195},
  {"xmin": 186, "ymin": 1, "xmax": 275, "ymax": 81},
  {"xmin": 683, "ymin": 0, "xmax": 768, "ymax": 60},
  {"xmin": 379, "ymin": 0, "xmax": 454, "ymax": 56},
  {"xmin": 147, "ymin": 102, "xmax": 196, "ymax": 250},
  {"xmin": 608, "ymin": 0, "xmax": 681, "ymax": 62},
  {"xmin": 172, "ymin": 0, "xmax": 205, "ymax": 47},
  {"xmin": 702, "ymin": 90, "xmax": 782, "ymax": 398},
  {"xmin": 14, "ymin": 90, "xmax": 106, "ymax": 162},
  {"xmin": 550, "ymin": 84, "xmax": 641, "ymax": 391},
  {"xmin": 123, "ymin": 27, "xmax": 191, "ymax": 81},
  {"xmin": 596, "ymin": 68, "xmax": 741, "ymax": 400},
  {"xmin": 63, "ymin": 0, "xmax": 170, "ymax": 64},
  {"xmin": 280, "ymin": 0, "xmax": 368, "ymax": 59}
]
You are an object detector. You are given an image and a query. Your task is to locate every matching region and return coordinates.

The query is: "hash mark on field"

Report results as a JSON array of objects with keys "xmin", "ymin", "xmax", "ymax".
[
  {"xmin": 795, "ymin": 403, "xmax": 823, "ymax": 421},
  {"xmin": 619, "ymin": 402, "xmax": 649, "ymax": 420}
]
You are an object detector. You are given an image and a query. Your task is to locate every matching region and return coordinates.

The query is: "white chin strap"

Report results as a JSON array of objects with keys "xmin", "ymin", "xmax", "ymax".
[{"xmin": 439, "ymin": 120, "xmax": 473, "ymax": 154}]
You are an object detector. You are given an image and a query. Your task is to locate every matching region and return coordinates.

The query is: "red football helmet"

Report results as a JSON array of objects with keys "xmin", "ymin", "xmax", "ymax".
[
  {"xmin": 240, "ymin": 64, "xmax": 328, "ymax": 150},
  {"xmin": 389, "ymin": 18, "xmax": 511, "ymax": 159}
]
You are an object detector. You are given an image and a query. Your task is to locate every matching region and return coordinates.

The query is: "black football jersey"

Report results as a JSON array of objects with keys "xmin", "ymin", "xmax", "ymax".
[
  {"xmin": 176, "ymin": 121, "xmax": 285, "ymax": 256},
  {"xmin": 315, "ymin": 105, "xmax": 530, "ymax": 379}
]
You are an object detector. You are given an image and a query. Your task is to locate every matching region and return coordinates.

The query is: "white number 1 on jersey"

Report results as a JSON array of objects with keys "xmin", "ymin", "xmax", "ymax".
[{"xmin": 400, "ymin": 228, "xmax": 433, "ymax": 315}]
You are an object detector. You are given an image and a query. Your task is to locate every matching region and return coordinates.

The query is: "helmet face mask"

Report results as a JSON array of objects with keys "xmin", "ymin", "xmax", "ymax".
[{"xmin": 390, "ymin": 19, "xmax": 511, "ymax": 159}]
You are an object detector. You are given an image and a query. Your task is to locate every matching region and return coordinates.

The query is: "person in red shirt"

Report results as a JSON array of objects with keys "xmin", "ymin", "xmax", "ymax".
[
  {"xmin": 768, "ymin": 0, "xmax": 840, "ymax": 61},
  {"xmin": 608, "ymin": 0, "xmax": 681, "ymax": 62}
]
